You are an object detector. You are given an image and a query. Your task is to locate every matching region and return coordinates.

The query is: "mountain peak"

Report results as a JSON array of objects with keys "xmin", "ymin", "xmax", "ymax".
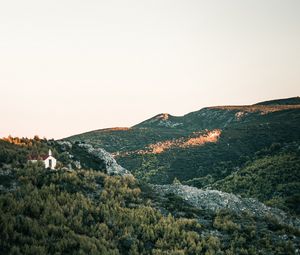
[
  {"xmin": 134, "ymin": 113, "xmax": 184, "ymax": 128},
  {"xmin": 155, "ymin": 113, "xmax": 170, "ymax": 121}
]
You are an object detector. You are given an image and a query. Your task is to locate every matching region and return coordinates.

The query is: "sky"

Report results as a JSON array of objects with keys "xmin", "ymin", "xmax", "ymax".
[{"xmin": 0, "ymin": 0, "xmax": 299, "ymax": 139}]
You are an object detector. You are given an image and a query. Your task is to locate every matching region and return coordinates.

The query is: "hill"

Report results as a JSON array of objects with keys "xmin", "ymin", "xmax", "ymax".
[
  {"xmin": 65, "ymin": 98, "xmax": 300, "ymax": 186},
  {"xmin": 255, "ymin": 96, "xmax": 300, "ymax": 106},
  {"xmin": 0, "ymin": 140, "xmax": 299, "ymax": 254},
  {"xmin": 210, "ymin": 148, "xmax": 300, "ymax": 215}
]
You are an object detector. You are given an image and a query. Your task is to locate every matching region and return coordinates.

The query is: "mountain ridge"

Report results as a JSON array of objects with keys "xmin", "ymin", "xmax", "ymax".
[
  {"xmin": 65, "ymin": 97, "xmax": 300, "ymax": 137},
  {"xmin": 65, "ymin": 97, "xmax": 300, "ymax": 187}
]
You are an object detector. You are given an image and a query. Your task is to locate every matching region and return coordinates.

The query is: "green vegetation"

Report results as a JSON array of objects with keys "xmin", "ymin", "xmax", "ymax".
[
  {"xmin": 0, "ymin": 136, "xmax": 61, "ymax": 167},
  {"xmin": 1, "ymin": 164, "xmax": 299, "ymax": 254},
  {"xmin": 211, "ymin": 152, "xmax": 300, "ymax": 215},
  {"xmin": 255, "ymin": 96, "xmax": 300, "ymax": 105},
  {"xmin": 0, "ymin": 137, "xmax": 106, "ymax": 172},
  {"xmin": 67, "ymin": 102, "xmax": 300, "ymax": 186},
  {"xmin": 0, "ymin": 163, "xmax": 205, "ymax": 254},
  {"xmin": 1, "ymin": 98, "xmax": 300, "ymax": 254}
]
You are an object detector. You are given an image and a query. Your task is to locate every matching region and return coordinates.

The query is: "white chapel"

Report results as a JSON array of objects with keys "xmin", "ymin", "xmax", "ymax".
[
  {"xmin": 44, "ymin": 149, "xmax": 57, "ymax": 169},
  {"xmin": 28, "ymin": 149, "xmax": 57, "ymax": 170}
]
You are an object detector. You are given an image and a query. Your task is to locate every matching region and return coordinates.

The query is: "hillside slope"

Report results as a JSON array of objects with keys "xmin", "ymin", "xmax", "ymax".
[
  {"xmin": 255, "ymin": 96, "xmax": 300, "ymax": 105},
  {"xmin": 66, "ymin": 98, "xmax": 300, "ymax": 185},
  {"xmin": 1, "ymin": 97, "xmax": 300, "ymax": 254},
  {"xmin": 210, "ymin": 149, "xmax": 300, "ymax": 215},
  {"xmin": 1, "ymin": 149, "xmax": 300, "ymax": 254}
]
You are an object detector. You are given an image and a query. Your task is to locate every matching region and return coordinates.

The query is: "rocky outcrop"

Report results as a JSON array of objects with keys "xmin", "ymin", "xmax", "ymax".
[
  {"xmin": 154, "ymin": 184, "xmax": 300, "ymax": 228},
  {"xmin": 134, "ymin": 113, "xmax": 184, "ymax": 128},
  {"xmin": 78, "ymin": 143, "xmax": 131, "ymax": 176}
]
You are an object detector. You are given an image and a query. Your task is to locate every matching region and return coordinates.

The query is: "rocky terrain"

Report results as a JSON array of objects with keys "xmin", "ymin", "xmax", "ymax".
[
  {"xmin": 56, "ymin": 140, "xmax": 131, "ymax": 176},
  {"xmin": 77, "ymin": 143, "xmax": 131, "ymax": 176},
  {"xmin": 153, "ymin": 183, "xmax": 300, "ymax": 228},
  {"xmin": 54, "ymin": 140, "xmax": 300, "ymax": 231}
]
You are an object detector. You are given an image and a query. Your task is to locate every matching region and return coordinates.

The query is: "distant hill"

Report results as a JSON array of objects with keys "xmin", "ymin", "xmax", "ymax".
[
  {"xmin": 65, "ymin": 97, "xmax": 300, "ymax": 186},
  {"xmin": 255, "ymin": 96, "xmax": 300, "ymax": 105}
]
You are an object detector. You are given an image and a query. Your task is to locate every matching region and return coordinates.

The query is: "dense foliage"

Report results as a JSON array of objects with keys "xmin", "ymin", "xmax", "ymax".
[
  {"xmin": 211, "ymin": 152, "xmax": 300, "ymax": 215},
  {"xmin": 1, "ymin": 163, "xmax": 299, "ymax": 254},
  {"xmin": 1, "ymin": 165, "xmax": 202, "ymax": 254},
  {"xmin": 0, "ymin": 137, "xmax": 58, "ymax": 167}
]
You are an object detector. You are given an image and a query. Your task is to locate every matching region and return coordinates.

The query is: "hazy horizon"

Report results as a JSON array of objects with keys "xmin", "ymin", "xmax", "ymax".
[{"xmin": 1, "ymin": 0, "xmax": 300, "ymax": 139}]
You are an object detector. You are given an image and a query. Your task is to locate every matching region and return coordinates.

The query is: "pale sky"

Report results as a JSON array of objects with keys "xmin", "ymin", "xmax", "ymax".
[{"xmin": 1, "ymin": 0, "xmax": 299, "ymax": 139}]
